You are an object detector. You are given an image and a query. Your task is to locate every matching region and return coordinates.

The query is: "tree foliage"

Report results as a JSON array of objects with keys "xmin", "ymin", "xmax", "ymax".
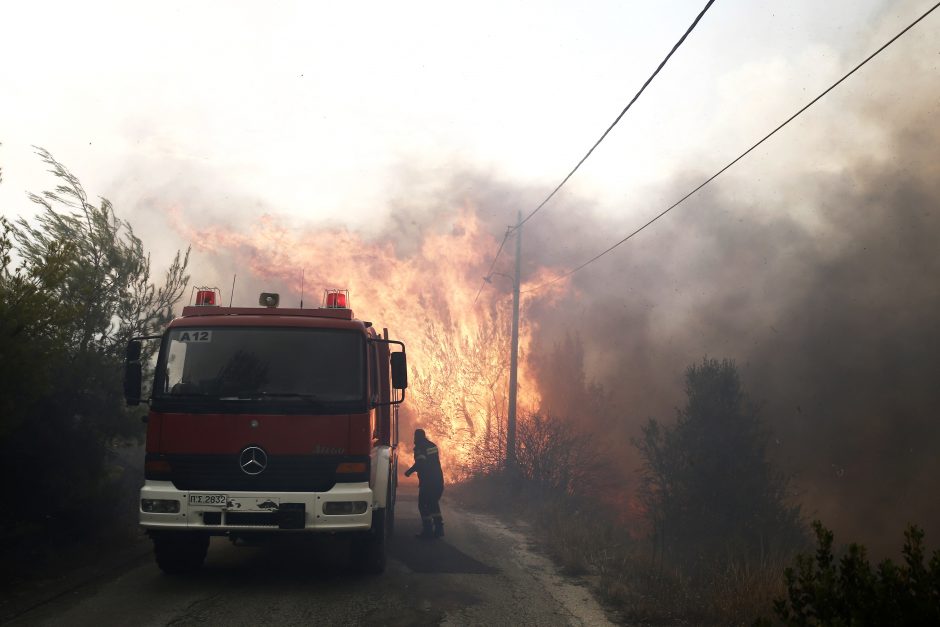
[
  {"xmin": 0, "ymin": 148, "xmax": 189, "ymax": 530},
  {"xmin": 15, "ymin": 147, "xmax": 189, "ymax": 356},
  {"xmin": 0, "ymin": 217, "xmax": 76, "ymax": 437},
  {"xmin": 516, "ymin": 412, "xmax": 610, "ymax": 499},
  {"xmin": 766, "ymin": 521, "xmax": 940, "ymax": 626},
  {"xmin": 634, "ymin": 357, "xmax": 804, "ymax": 571}
]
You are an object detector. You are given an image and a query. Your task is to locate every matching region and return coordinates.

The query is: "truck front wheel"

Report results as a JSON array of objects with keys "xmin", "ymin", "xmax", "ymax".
[
  {"xmin": 386, "ymin": 478, "xmax": 396, "ymax": 537},
  {"xmin": 351, "ymin": 507, "xmax": 386, "ymax": 574},
  {"xmin": 151, "ymin": 531, "xmax": 210, "ymax": 575}
]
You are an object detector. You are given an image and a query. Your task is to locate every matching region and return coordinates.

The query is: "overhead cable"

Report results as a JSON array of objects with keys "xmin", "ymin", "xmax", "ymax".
[
  {"xmin": 522, "ymin": 0, "xmax": 940, "ymax": 294},
  {"xmin": 512, "ymin": 0, "xmax": 717, "ymax": 232},
  {"xmin": 474, "ymin": 0, "xmax": 717, "ymax": 302},
  {"xmin": 473, "ymin": 227, "xmax": 512, "ymax": 304}
]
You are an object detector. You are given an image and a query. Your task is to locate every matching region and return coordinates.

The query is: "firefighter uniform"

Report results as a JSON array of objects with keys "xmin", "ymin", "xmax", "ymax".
[{"xmin": 404, "ymin": 429, "xmax": 444, "ymax": 538}]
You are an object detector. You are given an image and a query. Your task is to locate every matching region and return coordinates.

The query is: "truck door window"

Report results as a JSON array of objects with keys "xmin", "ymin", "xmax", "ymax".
[{"xmin": 370, "ymin": 343, "xmax": 380, "ymax": 405}]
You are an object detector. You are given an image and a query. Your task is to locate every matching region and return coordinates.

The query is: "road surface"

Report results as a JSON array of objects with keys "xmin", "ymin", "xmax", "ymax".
[{"xmin": 6, "ymin": 488, "xmax": 615, "ymax": 626}]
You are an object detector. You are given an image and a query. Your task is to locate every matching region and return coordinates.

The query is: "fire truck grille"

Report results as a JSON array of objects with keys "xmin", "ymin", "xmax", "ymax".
[
  {"xmin": 225, "ymin": 512, "xmax": 280, "ymax": 527},
  {"xmin": 165, "ymin": 455, "xmax": 366, "ymax": 492}
]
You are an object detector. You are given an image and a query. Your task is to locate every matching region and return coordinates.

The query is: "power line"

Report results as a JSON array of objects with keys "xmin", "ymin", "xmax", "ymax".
[
  {"xmin": 522, "ymin": 0, "xmax": 940, "ymax": 295},
  {"xmin": 513, "ymin": 0, "xmax": 716, "ymax": 233},
  {"xmin": 473, "ymin": 0, "xmax": 717, "ymax": 301},
  {"xmin": 473, "ymin": 227, "xmax": 512, "ymax": 304}
]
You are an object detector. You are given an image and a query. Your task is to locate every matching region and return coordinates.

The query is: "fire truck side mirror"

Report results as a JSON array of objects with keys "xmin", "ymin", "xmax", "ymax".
[
  {"xmin": 124, "ymin": 361, "xmax": 143, "ymax": 406},
  {"xmin": 124, "ymin": 339, "xmax": 143, "ymax": 406},
  {"xmin": 125, "ymin": 339, "xmax": 142, "ymax": 361},
  {"xmin": 390, "ymin": 352, "xmax": 408, "ymax": 390},
  {"xmin": 123, "ymin": 335, "xmax": 161, "ymax": 407}
]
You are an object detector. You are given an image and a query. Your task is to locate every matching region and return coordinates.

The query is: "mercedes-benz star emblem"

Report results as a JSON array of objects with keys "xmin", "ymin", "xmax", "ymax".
[{"xmin": 239, "ymin": 446, "xmax": 268, "ymax": 476}]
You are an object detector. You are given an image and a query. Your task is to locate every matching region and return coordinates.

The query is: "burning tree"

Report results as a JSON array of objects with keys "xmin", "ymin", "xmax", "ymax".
[
  {"xmin": 411, "ymin": 305, "xmax": 513, "ymax": 478},
  {"xmin": 634, "ymin": 357, "xmax": 804, "ymax": 572}
]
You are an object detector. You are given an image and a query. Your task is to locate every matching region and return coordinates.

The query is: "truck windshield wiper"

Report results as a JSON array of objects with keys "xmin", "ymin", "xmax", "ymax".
[
  {"xmin": 166, "ymin": 392, "xmax": 219, "ymax": 399},
  {"xmin": 229, "ymin": 392, "xmax": 322, "ymax": 401}
]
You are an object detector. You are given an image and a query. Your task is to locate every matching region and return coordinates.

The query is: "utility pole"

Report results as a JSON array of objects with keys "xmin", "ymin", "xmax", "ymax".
[{"xmin": 506, "ymin": 211, "xmax": 522, "ymax": 470}]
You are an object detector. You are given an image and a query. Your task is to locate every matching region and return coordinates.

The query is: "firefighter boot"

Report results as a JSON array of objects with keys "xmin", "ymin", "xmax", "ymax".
[
  {"xmin": 416, "ymin": 519, "xmax": 434, "ymax": 539},
  {"xmin": 433, "ymin": 518, "xmax": 444, "ymax": 538}
]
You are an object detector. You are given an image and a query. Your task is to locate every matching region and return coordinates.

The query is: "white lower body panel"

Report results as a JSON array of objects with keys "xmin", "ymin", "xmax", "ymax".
[{"xmin": 140, "ymin": 480, "xmax": 374, "ymax": 532}]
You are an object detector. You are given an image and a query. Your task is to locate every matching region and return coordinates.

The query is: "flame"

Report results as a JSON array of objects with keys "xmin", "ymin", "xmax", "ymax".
[{"xmin": 170, "ymin": 205, "xmax": 568, "ymax": 479}]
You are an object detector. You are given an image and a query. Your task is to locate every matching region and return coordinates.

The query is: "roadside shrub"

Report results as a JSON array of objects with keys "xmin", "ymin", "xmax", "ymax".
[
  {"xmin": 634, "ymin": 358, "xmax": 805, "ymax": 573},
  {"xmin": 0, "ymin": 149, "xmax": 188, "ymax": 534},
  {"xmin": 515, "ymin": 411, "xmax": 610, "ymax": 499},
  {"xmin": 765, "ymin": 521, "xmax": 940, "ymax": 626}
]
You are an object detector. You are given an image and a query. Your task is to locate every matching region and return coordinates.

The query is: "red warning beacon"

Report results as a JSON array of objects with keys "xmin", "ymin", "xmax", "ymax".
[
  {"xmin": 323, "ymin": 289, "xmax": 349, "ymax": 309},
  {"xmin": 193, "ymin": 287, "xmax": 221, "ymax": 306}
]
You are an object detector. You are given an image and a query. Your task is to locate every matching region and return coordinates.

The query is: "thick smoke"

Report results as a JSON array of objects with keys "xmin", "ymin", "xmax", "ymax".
[{"xmin": 519, "ymin": 97, "xmax": 940, "ymax": 553}]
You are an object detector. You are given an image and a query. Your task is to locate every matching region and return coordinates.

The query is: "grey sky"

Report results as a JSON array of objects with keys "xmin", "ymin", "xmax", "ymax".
[{"xmin": 4, "ymin": 0, "xmax": 929, "ymax": 239}]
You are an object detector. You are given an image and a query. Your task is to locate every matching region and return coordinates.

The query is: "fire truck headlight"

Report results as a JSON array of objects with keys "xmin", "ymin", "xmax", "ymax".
[
  {"xmin": 141, "ymin": 499, "xmax": 181, "ymax": 513},
  {"xmin": 323, "ymin": 501, "xmax": 368, "ymax": 515}
]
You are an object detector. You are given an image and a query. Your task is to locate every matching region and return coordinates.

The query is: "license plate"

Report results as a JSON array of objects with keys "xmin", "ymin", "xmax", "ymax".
[{"xmin": 189, "ymin": 493, "xmax": 228, "ymax": 507}]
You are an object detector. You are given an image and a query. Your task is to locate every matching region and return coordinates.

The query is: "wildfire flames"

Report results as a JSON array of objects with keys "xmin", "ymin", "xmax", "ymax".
[{"xmin": 170, "ymin": 206, "xmax": 566, "ymax": 479}]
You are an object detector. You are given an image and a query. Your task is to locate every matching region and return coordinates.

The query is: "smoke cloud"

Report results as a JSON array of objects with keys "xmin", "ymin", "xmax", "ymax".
[{"xmin": 520, "ymin": 85, "xmax": 940, "ymax": 553}]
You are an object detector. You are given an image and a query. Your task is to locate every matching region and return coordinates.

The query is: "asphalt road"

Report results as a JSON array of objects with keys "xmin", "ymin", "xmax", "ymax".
[{"xmin": 7, "ymin": 488, "xmax": 615, "ymax": 626}]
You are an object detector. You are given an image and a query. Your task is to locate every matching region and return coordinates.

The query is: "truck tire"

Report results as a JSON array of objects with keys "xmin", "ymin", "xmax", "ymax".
[
  {"xmin": 152, "ymin": 532, "xmax": 210, "ymax": 575},
  {"xmin": 386, "ymin": 478, "xmax": 396, "ymax": 538},
  {"xmin": 351, "ymin": 507, "xmax": 386, "ymax": 574}
]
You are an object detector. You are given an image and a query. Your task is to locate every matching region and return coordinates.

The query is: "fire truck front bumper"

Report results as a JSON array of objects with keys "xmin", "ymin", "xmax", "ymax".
[{"xmin": 139, "ymin": 481, "xmax": 374, "ymax": 533}]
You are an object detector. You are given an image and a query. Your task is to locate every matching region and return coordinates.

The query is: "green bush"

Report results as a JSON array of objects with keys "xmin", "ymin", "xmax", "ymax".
[
  {"xmin": 634, "ymin": 358, "xmax": 804, "ymax": 573},
  {"xmin": 767, "ymin": 521, "xmax": 940, "ymax": 626},
  {"xmin": 0, "ymin": 148, "xmax": 189, "ymax": 533}
]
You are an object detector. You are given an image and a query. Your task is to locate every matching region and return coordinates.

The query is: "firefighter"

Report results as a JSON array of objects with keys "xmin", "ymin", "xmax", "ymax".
[{"xmin": 403, "ymin": 428, "xmax": 445, "ymax": 539}]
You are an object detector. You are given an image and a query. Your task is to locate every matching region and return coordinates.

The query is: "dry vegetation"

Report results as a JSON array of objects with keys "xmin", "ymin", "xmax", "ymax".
[
  {"xmin": 453, "ymin": 361, "xmax": 806, "ymax": 625},
  {"xmin": 453, "ymin": 471, "xmax": 789, "ymax": 626}
]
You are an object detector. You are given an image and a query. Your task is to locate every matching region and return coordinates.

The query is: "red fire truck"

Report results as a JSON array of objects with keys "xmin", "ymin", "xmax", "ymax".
[{"xmin": 123, "ymin": 288, "xmax": 407, "ymax": 574}]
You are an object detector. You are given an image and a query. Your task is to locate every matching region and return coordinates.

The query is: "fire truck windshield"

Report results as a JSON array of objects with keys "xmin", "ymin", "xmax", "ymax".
[{"xmin": 153, "ymin": 327, "xmax": 365, "ymax": 408}]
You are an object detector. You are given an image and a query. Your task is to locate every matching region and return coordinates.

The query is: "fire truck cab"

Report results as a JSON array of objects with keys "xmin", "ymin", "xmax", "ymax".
[{"xmin": 124, "ymin": 289, "xmax": 407, "ymax": 574}]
